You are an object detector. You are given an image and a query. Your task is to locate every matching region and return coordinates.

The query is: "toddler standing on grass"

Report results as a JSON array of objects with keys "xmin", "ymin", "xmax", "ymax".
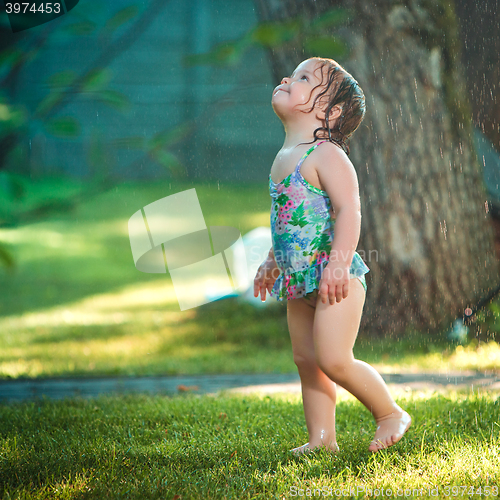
[{"xmin": 254, "ymin": 57, "xmax": 411, "ymax": 454}]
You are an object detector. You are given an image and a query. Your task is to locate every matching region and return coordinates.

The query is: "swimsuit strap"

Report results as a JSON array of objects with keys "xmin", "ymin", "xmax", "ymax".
[{"xmin": 296, "ymin": 140, "xmax": 329, "ymax": 171}]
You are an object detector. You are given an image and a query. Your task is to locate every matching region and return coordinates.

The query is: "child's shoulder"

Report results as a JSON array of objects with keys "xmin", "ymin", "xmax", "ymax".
[
  {"xmin": 311, "ymin": 140, "xmax": 360, "ymax": 193},
  {"xmin": 314, "ymin": 140, "xmax": 348, "ymax": 161},
  {"xmin": 312, "ymin": 141, "xmax": 354, "ymax": 172}
]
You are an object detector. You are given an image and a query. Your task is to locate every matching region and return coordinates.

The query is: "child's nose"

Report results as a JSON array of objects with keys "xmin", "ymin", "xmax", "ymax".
[{"xmin": 281, "ymin": 77, "xmax": 289, "ymax": 84}]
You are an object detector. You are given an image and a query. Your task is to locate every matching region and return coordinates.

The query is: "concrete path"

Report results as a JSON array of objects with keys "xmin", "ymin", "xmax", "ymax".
[{"xmin": 0, "ymin": 371, "xmax": 499, "ymax": 402}]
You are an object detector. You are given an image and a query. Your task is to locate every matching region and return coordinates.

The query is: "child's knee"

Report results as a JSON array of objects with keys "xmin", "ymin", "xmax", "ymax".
[
  {"xmin": 293, "ymin": 352, "xmax": 318, "ymax": 372},
  {"xmin": 316, "ymin": 356, "xmax": 350, "ymax": 382}
]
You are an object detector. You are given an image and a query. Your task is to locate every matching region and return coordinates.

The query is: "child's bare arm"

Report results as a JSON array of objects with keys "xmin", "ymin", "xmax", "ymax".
[{"xmin": 313, "ymin": 143, "xmax": 362, "ymax": 303}]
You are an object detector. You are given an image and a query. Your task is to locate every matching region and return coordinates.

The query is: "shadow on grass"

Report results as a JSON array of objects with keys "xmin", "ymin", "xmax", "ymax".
[
  {"xmin": 0, "ymin": 234, "xmax": 166, "ymax": 318},
  {"xmin": 187, "ymin": 296, "xmax": 290, "ymax": 350},
  {"xmin": 30, "ymin": 323, "xmax": 132, "ymax": 345}
]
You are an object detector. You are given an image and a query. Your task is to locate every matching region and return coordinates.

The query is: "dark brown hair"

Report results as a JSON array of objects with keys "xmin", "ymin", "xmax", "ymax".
[{"xmin": 303, "ymin": 57, "xmax": 366, "ymax": 155}]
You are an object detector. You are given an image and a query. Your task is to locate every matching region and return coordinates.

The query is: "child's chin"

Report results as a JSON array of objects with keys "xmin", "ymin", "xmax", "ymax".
[
  {"xmin": 271, "ymin": 100, "xmax": 288, "ymax": 118},
  {"xmin": 272, "ymin": 109, "xmax": 287, "ymax": 122}
]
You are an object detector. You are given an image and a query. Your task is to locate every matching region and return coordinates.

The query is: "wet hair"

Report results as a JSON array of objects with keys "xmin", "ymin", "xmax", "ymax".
[{"xmin": 302, "ymin": 57, "xmax": 366, "ymax": 155}]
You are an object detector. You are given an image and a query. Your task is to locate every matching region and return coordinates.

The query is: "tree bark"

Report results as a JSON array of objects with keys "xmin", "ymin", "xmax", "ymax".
[{"xmin": 255, "ymin": 0, "xmax": 500, "ymax": 337}]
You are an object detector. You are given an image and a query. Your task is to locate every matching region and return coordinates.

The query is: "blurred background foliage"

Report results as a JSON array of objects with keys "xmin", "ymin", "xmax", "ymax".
[
  {"xmin": 0, "ymin": 0, "xmax": 498, "ymax": 376},
  {"xmin": 0, "ymin": 2, "xmax": 197, "ymax": 268},
  {"xmin": 183, "ymin": 7, "xmax": 351, "ymax": 67},
  {"xmin": 0, "ymin": 3, "xmax": 352, "ymax": 269}
]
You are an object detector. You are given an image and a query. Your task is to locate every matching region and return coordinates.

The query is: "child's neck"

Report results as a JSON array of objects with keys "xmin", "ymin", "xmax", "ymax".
[{"xmin": 281, "ymin": 120, "xmax": 320, "ymax": 150}]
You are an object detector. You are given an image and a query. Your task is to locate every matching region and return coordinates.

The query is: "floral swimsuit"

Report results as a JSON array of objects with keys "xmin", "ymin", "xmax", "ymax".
[{"xmin": 269, "ymin": 140, "xmax": 370, "ymax": 302}]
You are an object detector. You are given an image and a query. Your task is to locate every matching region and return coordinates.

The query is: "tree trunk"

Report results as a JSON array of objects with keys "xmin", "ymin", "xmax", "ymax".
[{"xmin": 255, "ymin": 0, "xmax": 500, "ymax": 338}]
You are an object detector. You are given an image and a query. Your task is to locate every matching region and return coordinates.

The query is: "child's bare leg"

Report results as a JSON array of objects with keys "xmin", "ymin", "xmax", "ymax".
[
  {"xmin": 287, "ymin": 296, "xmax": 338, "ymax": 454},
  {"xmin": 313, "ymin": 278, "xmax": 411, "ymax": 452}
]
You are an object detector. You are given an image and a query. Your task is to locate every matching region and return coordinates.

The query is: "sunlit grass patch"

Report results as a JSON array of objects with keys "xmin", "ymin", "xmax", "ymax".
[
  {"xmin": 0, "ymin": 178, "xmax": 499, "ymax": 380},
  {"xmin": 0, "ymin": 390, "xmax": 497, "ymax": 499},
  {"xmin": 0, "ymin": 279, "xmax": 293, "ymax": 378},
  {"xmin": 355, "ymin": 334, "xmax": 500, "ymax": 375},
  {"xmin": 448, "ymin": 341, "xmax": 500, "ymax": 372}
]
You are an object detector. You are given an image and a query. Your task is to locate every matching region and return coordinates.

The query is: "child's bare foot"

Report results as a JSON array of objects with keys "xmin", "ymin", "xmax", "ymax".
[
  {"xmin": 368, "ymin": 410, "xmax": 411, "ymax": 452},
  {"xmin": 291, "ymin": 442, "xmax": 339, "ymax": 456}
]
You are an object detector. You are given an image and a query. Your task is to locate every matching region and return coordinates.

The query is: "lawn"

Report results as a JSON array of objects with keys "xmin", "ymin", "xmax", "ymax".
[
  {"xmin": 0, "ymin": 390, "xmax": 498, "ymax": 499},
  {"xmin": 0, "ymin": 176, "xmax": 499, "ymax": 379},
  {"xmin": 0, "ymin": 177, "xmax": 499, "ymax": 499}
]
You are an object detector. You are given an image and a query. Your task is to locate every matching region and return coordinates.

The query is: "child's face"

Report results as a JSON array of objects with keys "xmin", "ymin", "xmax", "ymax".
[{"xmin": 271, "ymin": 59, "xmax": 328, "ymax": 119}]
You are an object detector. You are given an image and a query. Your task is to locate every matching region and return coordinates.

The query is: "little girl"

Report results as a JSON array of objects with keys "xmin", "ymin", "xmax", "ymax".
[{"xmin": 254, "ymin": 57, "xmax": 411, "ymax": 454}]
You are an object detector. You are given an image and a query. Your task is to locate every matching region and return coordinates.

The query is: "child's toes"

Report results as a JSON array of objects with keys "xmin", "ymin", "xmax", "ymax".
[
  {"xmin": 290, "ymin": 443, "xmax": 311, "ymax": 456},
  {"xmin": 380, "ymin": 438, "xmax": 390, "ymax": 449},
  {"xmin": 369, "ymin": 439, "xmax": 385, "ymax": 452},
  {"xmin": 369, "ymin": 411, "xmax": 411, "ymax": 452},
  {"xmin": 385, "ymin": 435, "xmax": 396, "ymax": 447},
  {"xmin": 391, "ymin": 433, "xmax": 401, "ymax": 445}
]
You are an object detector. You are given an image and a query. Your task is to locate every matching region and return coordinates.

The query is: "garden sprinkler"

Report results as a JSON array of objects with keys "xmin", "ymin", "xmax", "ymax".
[{"xmin": 447, "ymin": 280, "xmax": 500, "ymax": 342}]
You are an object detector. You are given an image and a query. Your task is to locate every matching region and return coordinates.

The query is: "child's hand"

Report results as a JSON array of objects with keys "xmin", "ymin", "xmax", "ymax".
[
  {"xmin": 253, "ymin": 255, "xmax": 280, "ymax": 302},
  {"xmin": 318, "ymin": 261, "xmax": 351, "ymax": 305}
]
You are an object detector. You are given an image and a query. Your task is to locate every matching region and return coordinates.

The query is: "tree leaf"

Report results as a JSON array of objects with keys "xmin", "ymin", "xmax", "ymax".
[
  {"xmin": 63, "ymin": 20, "xmax": 98, "ymax": 36},
  {"xmin": 94, "ymin": 90, "xmax": 130, "ymax": 111},
  {"xmin": 0, "ymin": 47, "xmax": 24, "ymax": 75},
  {"xmin": 44, "ymin": 117, "xmax": 81, "ymax": 138},
  {"xmin": 150, "ymin": 150, "xmax": 187, "ymax": 177},
  {"xmin": 251, "ymin": 20, "xmax": 300, "ymax": 47},
  {"xmin": 147, "ymin": 123, "xmax": 193, "ymax": 150},
  {"xmin": 35, "ymin": 92, "xmax": 63, "ymax": 116},
  {"xmin": 0, "ymin": 103, "xmax": 27, "ymax": 136},
  {"xmin": 304, "ymin": 36, "xmax": 348, "ymax": 59},
  {"xmin": 45, "ymin": 70, "xmax": 78, "ymax": 89},
  {"xmin": 102, "ymin": 6, "xmax": 139, "ymax": 36},
  {"xmin": 81, "ymin": 68, "xmax": 113, "ymax": 93},
  {"xmin": 309, "ymin": 8, "xmax": 352, "ymax": 30},
  {"xmin": 183, "ymin": 38, "xmax": 250, "ymax": 67}
]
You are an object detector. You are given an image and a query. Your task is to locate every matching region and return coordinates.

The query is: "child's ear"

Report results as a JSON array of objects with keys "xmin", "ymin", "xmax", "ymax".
[{"xmin": 328, "ymin": 105, "xmax": 343, "ymax": 122}]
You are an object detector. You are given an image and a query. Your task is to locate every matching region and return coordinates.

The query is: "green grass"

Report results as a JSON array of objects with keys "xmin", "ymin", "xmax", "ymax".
[
  {"xmin": 0, "ymin": 176, "xmax": 499, "ymax": 379},
  {"xmin": 0, "ymin": 390, "xmax": 498, "ymax": 499},
  {"xmin": 1, "ymin": 177, "xmax": 499, "ymax": 499}
]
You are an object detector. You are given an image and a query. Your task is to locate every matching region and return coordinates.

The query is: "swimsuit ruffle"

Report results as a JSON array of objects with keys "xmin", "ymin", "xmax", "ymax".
[{"xmin": 271, "ymin": 252, "xmax": 370, "ymax": 301}]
